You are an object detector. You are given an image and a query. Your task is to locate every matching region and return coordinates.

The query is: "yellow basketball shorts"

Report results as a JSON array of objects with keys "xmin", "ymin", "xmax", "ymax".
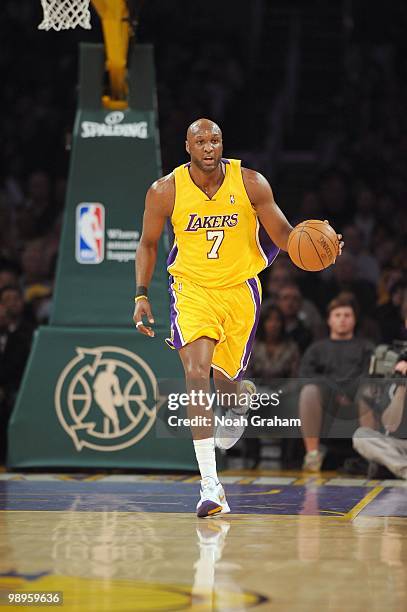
[{"xmin": 165, "ymin": 274, "xmax": 262, "ymax": 380}]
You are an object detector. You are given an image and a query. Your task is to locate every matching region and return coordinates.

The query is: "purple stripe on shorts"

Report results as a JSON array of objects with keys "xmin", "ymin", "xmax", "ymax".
[
  {"xmin": 168, "ymin": 274, "xmax": 182, "ymax": 349},
  {"xmin": 235, "ymin": 277, "xmax": 261, "ymax": 380},
  {"xmin": 258, "ymin": 221, "xmax": 280, "ymax": 266}
]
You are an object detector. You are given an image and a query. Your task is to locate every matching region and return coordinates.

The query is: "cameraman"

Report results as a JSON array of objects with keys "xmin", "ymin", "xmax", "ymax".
[{"xmin": 353, "ymin": 355, "xmax": 407, "ymax": 479}]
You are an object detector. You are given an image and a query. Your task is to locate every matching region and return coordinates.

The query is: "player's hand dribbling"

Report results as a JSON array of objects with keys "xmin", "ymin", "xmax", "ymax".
[
  {"xmin": 133, "ymin": 298, "xmax": 155, "ymax": 337},
  {"xmin": 324, "ymin": 219, "xmax": 344, "ymax": 262}
]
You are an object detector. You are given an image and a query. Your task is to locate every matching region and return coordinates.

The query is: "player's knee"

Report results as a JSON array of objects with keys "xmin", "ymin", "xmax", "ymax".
[{"xmin": 184, "ymin": 362, "xmax": 211, "ymax": 381}]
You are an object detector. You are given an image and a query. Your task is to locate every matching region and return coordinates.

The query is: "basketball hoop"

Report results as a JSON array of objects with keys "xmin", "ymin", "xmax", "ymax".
[{"xmin": 38, "ymin": 0, "xmax": 92, "ymax": 31}]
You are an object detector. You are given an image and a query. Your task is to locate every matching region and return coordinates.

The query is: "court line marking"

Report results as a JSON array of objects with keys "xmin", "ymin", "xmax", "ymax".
[
  {"xmin": 2, "ymin": 472, "xmax": 406, "ymax": 487},
  {"xmin": 341, "ymin": 485, "xmax": 384, "ymax": 521},
  {"xmin": 0, "ymin": 511, "xmax": 370, "ymax": 522},
  {"xmin": 0, "ymin": 484, "xmax": 389, "ymax": 518},
  {"xmin": 227, "ymin": 489, "xmax": 281, "ymax": 496},
  {"xmin": 293, "ymin": 475, "xmax": 326, "ymax": 486}
]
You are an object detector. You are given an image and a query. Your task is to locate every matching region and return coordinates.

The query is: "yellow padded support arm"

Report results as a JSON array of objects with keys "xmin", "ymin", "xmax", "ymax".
[{"xmin": 91, "ymin": 0, "xmax": 130, "ymax": 108}]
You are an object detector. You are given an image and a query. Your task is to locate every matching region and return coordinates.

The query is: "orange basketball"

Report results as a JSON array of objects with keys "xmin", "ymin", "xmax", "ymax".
[{"xmin": 288, "ymin": 220, "xmax": 339, "ymax": 271}]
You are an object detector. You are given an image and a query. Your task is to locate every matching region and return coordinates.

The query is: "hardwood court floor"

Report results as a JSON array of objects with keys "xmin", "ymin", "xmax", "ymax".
[{"xmin": 1, "ymin": 471, "xmax": 407, "ymax": 611}]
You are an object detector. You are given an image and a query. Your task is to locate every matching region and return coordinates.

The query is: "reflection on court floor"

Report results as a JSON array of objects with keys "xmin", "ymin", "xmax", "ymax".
[{"xmin": 1, "ymin": 473, "xmax": 407, "ymax": 611}]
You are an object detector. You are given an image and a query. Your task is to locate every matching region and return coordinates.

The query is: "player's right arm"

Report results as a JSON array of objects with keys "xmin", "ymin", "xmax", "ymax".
[{"xmin": 133, "ymin": 173, "xmax": 175, "ymax": 337}]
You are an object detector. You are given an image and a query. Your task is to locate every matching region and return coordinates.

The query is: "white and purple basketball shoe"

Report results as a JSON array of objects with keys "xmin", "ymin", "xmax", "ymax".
[{"xmin": 196, "ymin": 477, "xmax": 230, "ymax": 518}]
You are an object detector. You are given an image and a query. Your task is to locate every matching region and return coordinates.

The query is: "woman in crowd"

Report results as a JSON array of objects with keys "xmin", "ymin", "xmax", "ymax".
[
  {"xmin": 248, "ymin": 303, "xmax": 300, "ymax": 382},
  {"xmin": 244, "ymin": 304, "xmax": 300, "ymax": 467}
]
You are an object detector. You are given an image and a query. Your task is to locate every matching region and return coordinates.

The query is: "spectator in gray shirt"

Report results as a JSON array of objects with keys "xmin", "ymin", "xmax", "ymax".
[{"xmin": 299, "ymin": 293, "xmax": 373, "ymax": 471}]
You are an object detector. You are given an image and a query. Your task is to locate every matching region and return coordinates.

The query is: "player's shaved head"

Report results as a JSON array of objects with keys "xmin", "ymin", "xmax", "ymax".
[
  {"xmin": 185, "ymin": 118, "xmax": 223, "ymax": 172},
  {"xmin": 186, "ymin": 118, "xmax": 222, "ymax": 141}
]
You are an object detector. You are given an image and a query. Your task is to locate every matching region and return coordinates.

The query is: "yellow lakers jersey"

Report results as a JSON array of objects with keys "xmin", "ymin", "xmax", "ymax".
[{"xmin": 167, "ymin": 159, "xmax": 279, "ymax": 288}]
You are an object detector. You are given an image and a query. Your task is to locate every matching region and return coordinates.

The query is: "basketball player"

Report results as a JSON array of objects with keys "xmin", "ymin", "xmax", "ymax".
[{"xmin": 134, "ymin": 118, "xmax": 342, "ymax": 517}]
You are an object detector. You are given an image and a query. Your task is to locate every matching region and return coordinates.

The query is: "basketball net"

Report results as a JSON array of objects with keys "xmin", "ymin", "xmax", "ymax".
[{"xmin": 38, "ymin": 0, "xmax": 91, "ymax": 31}]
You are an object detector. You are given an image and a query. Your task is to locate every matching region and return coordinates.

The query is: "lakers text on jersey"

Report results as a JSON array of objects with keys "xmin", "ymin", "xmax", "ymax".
[{"xmin": 167, "ymin": 159, "xmax": 279, "ymax": 288}]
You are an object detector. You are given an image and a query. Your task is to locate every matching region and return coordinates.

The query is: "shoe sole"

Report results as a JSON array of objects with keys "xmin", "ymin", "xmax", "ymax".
[
  {"xmin": 197, "ymin": 500, "xmax": 231, "ymax": 519},
  {"xmin": 197, "ymin": 500, "xmax": 223, "ymax": 518}
]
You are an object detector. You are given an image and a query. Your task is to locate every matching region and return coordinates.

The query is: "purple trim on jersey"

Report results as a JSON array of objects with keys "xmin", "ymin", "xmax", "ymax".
[
  {"xmin": 235, "ymin": 277, "xmax": 261, "ymax": 380},
  {"xmin": 168, "ymin": 274, "xmax": 183, "ymax": 349},
  {"xmin": 183, "ymin": 158, "xmax": 230, "ymax": 168},
  {"xmin": 167, "ymin": 243, "xmax": 178, "ymax": 267},
  {"xmin": 258, "ymin": 221, "xmax": 280, "ymax": 266}
]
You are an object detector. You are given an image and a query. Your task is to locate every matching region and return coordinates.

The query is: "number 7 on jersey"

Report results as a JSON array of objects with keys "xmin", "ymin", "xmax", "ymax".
[{"xmin": 206, "ymin": 230, "xmax": 224, "ymax": 259}]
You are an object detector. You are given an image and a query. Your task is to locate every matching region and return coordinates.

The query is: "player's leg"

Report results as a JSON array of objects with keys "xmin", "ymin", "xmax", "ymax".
[
  {"xmin": 212, "ymin": 369, "xmax": 256, "ymax": 449},
  {"xmin": 299, "ymin": 384, "xmax": 325, "ymax": 471},
  {"xmin": 179, "ymin": 336, "xmax": 215, "ymax": 439},
  {"xmin": 211, "ymin": 277, "xmax": 261, "ymax": 450},
  {"xmin": 178, "ymin": 337, "xmax": 230, "ymax": 517},
  {"xmin": 212, "ymin": 370, "xmax": 239, "ymax": 406}
]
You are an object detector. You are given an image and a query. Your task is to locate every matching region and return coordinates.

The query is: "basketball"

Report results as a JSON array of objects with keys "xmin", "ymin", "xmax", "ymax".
[{"xmin": 288, "ymin": 220, "xmax": 339, "ymax": 271}]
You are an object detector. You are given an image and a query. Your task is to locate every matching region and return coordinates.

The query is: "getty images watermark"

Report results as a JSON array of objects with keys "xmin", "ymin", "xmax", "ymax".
[{"xmin": 165, "ymin": 389, "xmax": 301, "ymax": 429}]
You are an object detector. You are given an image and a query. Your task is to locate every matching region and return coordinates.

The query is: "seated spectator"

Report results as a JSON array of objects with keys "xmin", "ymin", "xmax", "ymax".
[
  {"xmin": 353, "ymin": 356, "xmax": 407, "ymax": 480},
  {"xmin": 247, "ymin": 304, "xmax": 300, "ymax": 382},
  {"xmin": 318, "ymin": 170, "xmax": 349, "ymax": 229},
  {"xmin": 393, "ymin": 244, "xmax": 407, "ymax": 277},
  {"xmin": 375, "ymin": 281, "xmax": 406, "ymax": 343},
  {"xmin": 399, "ymin": 288, "xmax": 407, "ymax": 342},
  {"xmin": 25, "ymin": 284, "xmax": 53, "ymax": 325},
  {"xmin": 16, "ymin": 171, "xmax": 55, "ymax": 241},
  {"xmin": 374, "ymin": 239, "xmax": 399, "ymax": 274},
  {"xmin": 262, "ymin": 261, "xmax": 323, "ymax": 338},
  {"xmin": 376, "ymin": 267, "xmax": 404, "ymax": 307},
  {"xmin": 317, "ymin": 252, "xmax": 377, "ymax": 316},
  {"xmin": 299, "ymin": 293, "xmax": 374, "ymax": 471},
  {"xmin": 0, "ymin": 264, "xmax": 19, "ymax": 291},
  {"xmin": 263, "ymin": 259, "xmax": 292, "ymax": 300},
  {"xmin": 20, "ymin": 239, "xmax": 53, "ymax": 296},
  {"xmin": 353, "ymin": 187, "xmax": 376, "ymax": 248},
  {"xmin": 342, "ymin": 224, "xmax": 380, "ymax": 285},
  {"xmin": 292, "ymin": 191, "xmax": 322, "ymax": 226},
  {"xmin": 0, "ymin": 285, "xmax": 34, "ymax": 461},
  {"xmin": 0, "ymin": 203, "xmax": 18, "ymax": 262},
  {"xmin": 245, "ymin": 304, "xmax": 300, "ymax": 467},
  {"xmin": 277, "ymin": 283, "xmax": 313, "ymax": 354},
  {"xmin": 0, "ymin": 285, "xmax": 34, "ymax": 372}
]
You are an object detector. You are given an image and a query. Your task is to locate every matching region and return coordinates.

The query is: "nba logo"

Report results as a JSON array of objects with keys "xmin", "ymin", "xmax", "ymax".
[
  {"xmin": 76, "ymin": 203, "xmax": 105, "ymax": 264},
  {"xmin": 230, "ymin": 194, "xmax": 235, "ymax": 204}
]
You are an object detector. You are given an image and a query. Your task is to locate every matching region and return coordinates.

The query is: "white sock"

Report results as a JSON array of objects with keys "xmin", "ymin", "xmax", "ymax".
[{"xmin": 193, "ymin": 437, "xmax": 218, "ymax": 482}]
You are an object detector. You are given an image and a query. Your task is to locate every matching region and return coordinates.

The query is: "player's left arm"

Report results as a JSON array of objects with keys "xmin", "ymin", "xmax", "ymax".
[
  {"xmin": 242, "ymin": 168, "xmax": 293, "ymax": 250},
  {"xmin": 242, "ymin": 168, "xmax": 343, "ymax": 255}
]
